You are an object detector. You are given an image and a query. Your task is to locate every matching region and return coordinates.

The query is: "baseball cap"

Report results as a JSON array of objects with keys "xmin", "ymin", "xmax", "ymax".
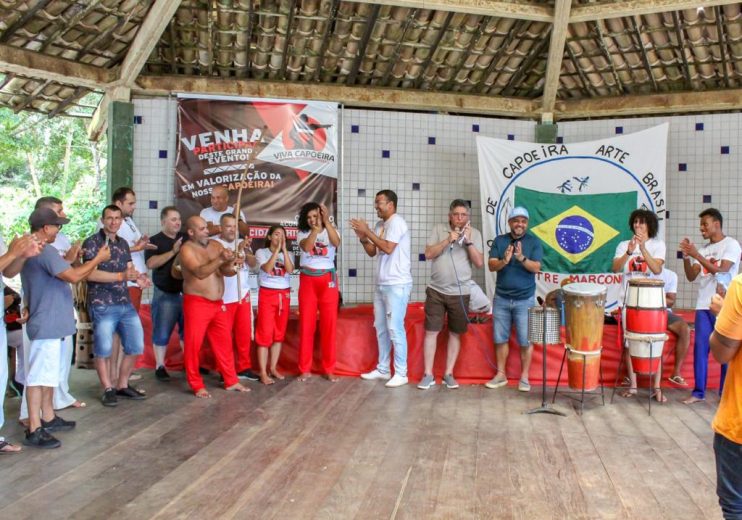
[
  {"xmin": 29, "ymin": 207, "xmax": 70, "ymax": 228},
  {"xmin": 508, "ymin": 206, "xmax": 529, "ymax": 220}
]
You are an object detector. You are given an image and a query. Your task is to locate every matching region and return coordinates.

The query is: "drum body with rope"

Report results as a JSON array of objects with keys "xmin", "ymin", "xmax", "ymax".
[{"xmin": 563, "ymin": 283, "xmax": 606, "ymax": 391}]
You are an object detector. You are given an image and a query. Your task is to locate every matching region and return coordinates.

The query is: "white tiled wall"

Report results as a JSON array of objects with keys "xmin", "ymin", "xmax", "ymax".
[{"xmin": 131, "ymin": 97, "xmax": 742, "ymax": 309}]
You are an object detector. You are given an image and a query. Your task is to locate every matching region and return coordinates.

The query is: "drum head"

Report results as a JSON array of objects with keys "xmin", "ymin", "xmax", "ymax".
[
  {"xmin": 562, "ymin": 282, "xmax": 607, "ymax": 296},
  {"xmin": 627, "ymin": 278, "xmax": 664, "ymax": 287}
]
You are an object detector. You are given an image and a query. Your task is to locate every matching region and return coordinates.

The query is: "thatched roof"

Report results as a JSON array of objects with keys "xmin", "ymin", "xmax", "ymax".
[{"xmin": 0, "ymin": 0, "xmax": 740, "ymax": 128}]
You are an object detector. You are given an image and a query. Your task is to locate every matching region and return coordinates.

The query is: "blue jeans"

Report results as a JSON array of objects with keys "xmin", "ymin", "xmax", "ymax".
[
  {"xmin": 90, "ymin": 304, "xmax": 144, "ymax": 358},
  {"xmin": 493, "ymin": 295, "xmax": 534, "ymax": 347},
  {"xmin": 715, "ymin": 433, "xmax": 742, "ymax": 519},
  {"xmin": 693, "ymin": 310, "xmax": 728, "ymax": 399},
  {"xmin": 373, "ymin": 283, "xmax": 412, "ymax": 377},
  {"xmin": 151, "ymin": 287, "xmax": 184, "ymax": 346}
]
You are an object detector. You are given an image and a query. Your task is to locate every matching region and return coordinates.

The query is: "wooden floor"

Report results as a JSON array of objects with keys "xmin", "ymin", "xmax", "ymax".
[{"xmin": 0, "ymin": 369, "xmax": 723, "ymax": 520}]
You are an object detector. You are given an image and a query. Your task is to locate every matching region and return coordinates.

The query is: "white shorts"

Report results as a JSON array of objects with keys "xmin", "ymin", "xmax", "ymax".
[{"xmin": 26, "ymin": 338, "xmax": 64, "ymax": 387}]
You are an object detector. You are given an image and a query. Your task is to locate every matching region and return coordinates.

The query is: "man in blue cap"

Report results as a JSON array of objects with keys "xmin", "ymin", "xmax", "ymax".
[{"xmin": 486, "ymin": 206, "xmax": 543, "ymax": 392}]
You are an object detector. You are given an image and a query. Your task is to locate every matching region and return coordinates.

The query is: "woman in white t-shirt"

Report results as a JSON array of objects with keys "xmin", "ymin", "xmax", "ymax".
[
  {"xmin": 254, "ymin": 225, "xmax": 294, "ymax": 385},
  {"xmin": 612, "ymin": 209, "xmax": 666, "ymax": 401},
  {"xmin": 296, "ymin": 202, "xmax": 341, "ymax": 382}
]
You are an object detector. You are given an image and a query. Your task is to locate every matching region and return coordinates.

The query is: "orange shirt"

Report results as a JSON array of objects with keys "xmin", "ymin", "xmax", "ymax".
[{"xmin": 712, "ymin": 274, "xmax": 742, "ymax": 444}]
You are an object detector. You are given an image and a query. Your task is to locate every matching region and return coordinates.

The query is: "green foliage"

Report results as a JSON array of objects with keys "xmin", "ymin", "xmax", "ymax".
[{"xmin": 0, "ymin": 108, "xmax": 107, "ymax": 243}]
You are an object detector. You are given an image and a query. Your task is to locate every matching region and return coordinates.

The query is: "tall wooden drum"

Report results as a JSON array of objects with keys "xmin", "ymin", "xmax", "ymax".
[
  {"xmin": 624, "ymin": 278, "xmax": 667, "ymax": 335},
  {"xmin": 562, "ymin": 283, "xmax": 606, "ymax": 391}
]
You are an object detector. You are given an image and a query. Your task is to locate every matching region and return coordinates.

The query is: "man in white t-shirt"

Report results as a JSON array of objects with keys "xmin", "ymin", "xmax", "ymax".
[
  {"xmin": 211, "ymin": 213, "xmax": 258, "ymax": 380},
  {"xmin": 612, "ymin": 209, "xmax": 666, "ymax": 399},
  {"xmin": 680, "ymin": 208, "xmax": 742, "ymax": 404},
  {"xmin": 350, "ymin": 190, "xmax": 412, "ymax": 388},
  {"xmin": 657, "ymin": 269, "xmax": 691, "ymax": 387},
  {"xmin": 199, "ymin": 185, "xmax": 248, "ymax": 237}
]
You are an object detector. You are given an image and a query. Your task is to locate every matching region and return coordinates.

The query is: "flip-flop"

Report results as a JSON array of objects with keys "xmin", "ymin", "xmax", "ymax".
[
  {"xmin": 619, "ymin": 388, "xmax": 637, "ymax": 398},
  {"xmin": 667, "ymin": 375, "xmax": 688, "ymax": 387},
  {"xmin": 0, "ymin": 440, "xmax": 22, "ymax": 453},
  {"xmin": 652, "ymin": 389, "xmax": 668, "ymax": 403}
]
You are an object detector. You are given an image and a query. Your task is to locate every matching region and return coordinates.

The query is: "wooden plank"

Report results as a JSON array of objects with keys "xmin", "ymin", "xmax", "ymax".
[
  {"xmin": 570, "ymin": 0, "xmax": 741, "ymax": 23},
  {"xmin": 541, "ymin": 0, "xmax": 572, "ymax": 112},
  {"xmin": 342, "ymin": 0, "xmax": 554, "ymax": 22}
]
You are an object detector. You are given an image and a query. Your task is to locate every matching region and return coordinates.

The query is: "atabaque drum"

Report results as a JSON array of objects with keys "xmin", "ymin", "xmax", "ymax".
[
  {"xmin": 527, "ymin": 307, "xmax": 561, "ymax": 345},
  {"xmin": 625, "ymin": 332, "xmax": 667, "ymax": 374},
  {"xmin": 562, "ymin": 283, "xmax": 607, "ymax": 391},
  {"xmin": 624, "ymin": 278, "xmax": 667, "ymax": 335}
]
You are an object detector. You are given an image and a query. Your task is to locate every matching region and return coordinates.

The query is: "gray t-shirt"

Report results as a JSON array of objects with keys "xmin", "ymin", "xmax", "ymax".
[
  {"xmin": 427, "ymin": 223, "xmax": 483, "ymax": 295},
  {"xmin": 21, "ymin": 244, "xmax": 76, "ymax": 340}
]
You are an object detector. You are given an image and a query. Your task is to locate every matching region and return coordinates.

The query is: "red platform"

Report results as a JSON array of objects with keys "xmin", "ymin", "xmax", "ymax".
[{"xmin": 135, "ymin": 303, "xmax": 722, "ymax": 388}]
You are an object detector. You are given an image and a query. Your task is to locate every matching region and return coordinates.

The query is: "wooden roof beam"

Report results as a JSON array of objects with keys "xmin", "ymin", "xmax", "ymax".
[
  {"xmin": 0, "ymin": 44, "xmax": 114, "ymax": 89},
  {"xmin": 541, "ymin": 0, "xmax": 572, "ymax": 112},
  {"xmin": 571, "ymin": 0, "xmax": 741, "ymax": 23},
  {"xmin": 135, "ymin": 75, "xmax": 538, "ymax": 117},
  {"xmin": 87, "ymin": 85, "xmax": 130, "ymax": 141},
  {"xmin": 554, "ymin": 89, "xmax": 742, "ymax": 119},
  {"xmin": 342, "ymin": 0, "xmax": 553, "ymax": 22},
  {"xmin": 116, "ymin": 0, "xmax": 182, "ymax": 86}
]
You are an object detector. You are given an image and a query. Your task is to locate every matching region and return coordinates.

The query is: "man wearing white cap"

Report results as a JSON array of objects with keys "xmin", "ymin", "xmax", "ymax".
[{"xmin": 486, "ymin": 206, "xmax": 543, "ymax": 392}]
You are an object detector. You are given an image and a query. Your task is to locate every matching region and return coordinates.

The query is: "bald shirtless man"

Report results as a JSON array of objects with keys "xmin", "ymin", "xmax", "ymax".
[{"xmin": 179, "ymin": 216, "xmax": 249, "ymax": 398}]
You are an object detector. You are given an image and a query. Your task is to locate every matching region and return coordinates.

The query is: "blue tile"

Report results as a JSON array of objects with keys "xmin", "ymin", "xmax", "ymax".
[
  {"xmin": 676, "ymin": 251, "xmax": 683, "ymax": 259},
  {"xmin": 665, "ymin": 211, "xmax": 670, "ymax": 219},
  {"xmin": 357, "ymin": 189, "xmax": 366, "ymax": 197},
  {"xmin": 349, "ymin": 269, "xmax": 357, "ymax": 277},
  {"xmin": 472, "ymin": 124, "xmax": 480, "ymax": 133},
  {"xmin": 158, "ymin": 150, "xmax": 168, "ymax": 159},
  {"xmin": 382, "ymin": 150, "xmax": 390, "ymax": 158},
  {"xmin": 148, "ymin": 200, "xmax": 158, "ymax": 209},
  {"xmin": 695, "ymin": 122, "xmax": 704, "ymax": 131},
  {"xmin": 556, "ymin": 136, "xmax": 564, "ymax": 144},
  {"xmin": 351, "ymin": 124, "xmax": 359, "ymax": 133},
  {"xmin": 412, "ymin": 183, "xmax": 420, "ymax": 191},
  {"xmin": 428, "ymin": 136, "xmax": 436, "ymax": 145},
  {"xmin": 133, "ymin": 115, "xmax": 143, "ymax": 124},
  {"xmin": 507, "ymin": 134, "xmax": 515, "ymax": 141},
  {"xmin": 721, "ymin": 146, "xmax": 730, "ymax": 154},
  {"xmin": 615, "ymin": 126, "xmax": 623, "ymax": 134},
  {"xmin": 703, "ymin": 194, "xmax": 712, "ymax": 203},
  {"xmin": 679, "ymin": 163, "xmax": 687, "ymax": 171},
  {"xmin": 418, "ymin": 253, "xmax": 426, "ymax": 262}
]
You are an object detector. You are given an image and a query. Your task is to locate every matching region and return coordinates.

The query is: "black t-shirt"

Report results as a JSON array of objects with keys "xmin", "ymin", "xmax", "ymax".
[{"xmin": 145, "ymin": 232, "xmax": 187, "ymax": 293}]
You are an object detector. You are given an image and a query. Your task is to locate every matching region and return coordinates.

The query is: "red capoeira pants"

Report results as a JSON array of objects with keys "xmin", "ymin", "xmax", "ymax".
[
  {"xmin": 298, "ymin": 272, "xmax": 339, "ymax": 374},
  {"xmin": 225, "ymin": 295, "xmax": 252, "ymax": 372},
  {"xmin": 255, "ymin": 287, "xmax": 290, "ymax": 347},
  {"xmin": 183, "ymin": 294, "xmax": 239, "ymax": 392}
]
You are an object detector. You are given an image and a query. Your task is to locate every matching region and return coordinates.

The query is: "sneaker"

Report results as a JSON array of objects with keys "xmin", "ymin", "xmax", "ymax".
[
  {"xmin": 518, "ymin": 380, "xmax": 531, "ymax": 392},
  {"xmin": 385, "ymin": 374, "xmax": 408, "ymax": 388},
  {"xmin": 23, "ymin": 427, "xmax": 61, "ymax": 449},
  {"xmin": 41, "ymin": 415, "xmax": 76, "ymax": 432},
  {"xmin": 443, "ymin": 374, "xmax": 459, "ymax": 389},
  {"xmin": 116, "ymin": 386, "xmax": 146, "ymax": 400},
  {"xmin": 199, "ymin": 367, "xmax": 210, "ymax": 376},
  {"xmin": 237, "ymin": 370, "xmax": 260, "ymax": 381},
  {"xmin": 361, "ymin": 369, "xmax": 391, "ymax": 381},
  {"xmin": 101, "ymin": 388, "xmax": 118, "ymax": 407},
  {"xmin": 485, "ymin": 374, "xmax": 508, "ymax": 389},
  {"xmin": 417, "ymin": 374, "xmax": 436, "ymax": 390},
  {"xmin": 155, "ymin": 366, "xmax": 171, "ymax": 382}
]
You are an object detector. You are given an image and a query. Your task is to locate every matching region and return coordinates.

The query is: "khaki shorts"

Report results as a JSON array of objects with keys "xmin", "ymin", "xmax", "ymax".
[{"xmin": 424, "ymin": 287, "xmax": 470, "ymax": 334}]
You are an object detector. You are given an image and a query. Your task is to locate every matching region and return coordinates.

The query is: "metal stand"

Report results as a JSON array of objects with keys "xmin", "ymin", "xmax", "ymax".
[
  {"xmin": 611, "ymin": 339, "xmax": 665, "ymax": 416},
  {"xmin": 525, "ymin": 306, "xmax": 567, "ymax": 416},
  {"xmin": 552, "ymin": 347, "xmax": 605, "ymax": 416}
]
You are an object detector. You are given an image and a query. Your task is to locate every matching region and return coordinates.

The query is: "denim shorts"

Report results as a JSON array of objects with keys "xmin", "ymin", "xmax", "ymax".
[
  {"xmin": 151, "ymin": 287, "xmax": 184, "ymax": 345},
  {"xmin": 493, "ymin": 295, "xmax": 535, "ymax": 347},
  {"xmin": 90, "ymin": 303, "xmax": 145, "ymax": 358}
]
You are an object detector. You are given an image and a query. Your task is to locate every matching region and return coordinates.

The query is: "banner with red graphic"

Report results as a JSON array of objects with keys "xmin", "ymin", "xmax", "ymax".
[{"xmin": 174, "ymin": 96, "xmax": 338, "ymax": 250}]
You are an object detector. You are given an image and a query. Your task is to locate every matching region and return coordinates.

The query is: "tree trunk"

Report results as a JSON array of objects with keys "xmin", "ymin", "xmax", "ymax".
[
  {"xmin": 26, "ymin": 152, "xmax": 42, "ymax": 199},
  {"xmin": 89, "ymin": 140, "xmax": 103, "ymax": 188},
  {"xmin": 61, "ymin": 126, "xmax": 73, "ymax": 195}
]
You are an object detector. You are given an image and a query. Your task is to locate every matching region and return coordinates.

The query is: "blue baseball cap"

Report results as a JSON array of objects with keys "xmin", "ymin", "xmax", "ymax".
[{"xmin": 508, "ymin": 206, "xmax": 529, "ymax": 220}]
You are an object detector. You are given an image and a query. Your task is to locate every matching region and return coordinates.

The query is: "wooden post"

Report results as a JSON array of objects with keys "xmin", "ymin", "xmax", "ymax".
[{"xmin": 106, "ymin": 101, "xmax": 134, "ymax": 200}]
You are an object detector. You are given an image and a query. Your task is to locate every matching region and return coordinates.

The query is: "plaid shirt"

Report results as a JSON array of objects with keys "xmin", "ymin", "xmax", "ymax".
[{"xmin": 82, "ymin": 229, "xmax": 132, "ymax": 306}]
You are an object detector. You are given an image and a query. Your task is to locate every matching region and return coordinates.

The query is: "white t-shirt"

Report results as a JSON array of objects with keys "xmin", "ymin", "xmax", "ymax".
[
  {"xmin": 614, "ymin": 237, "xmax": 666, "ymax": 303},
  {"xmin": 255, "ymin": 248, "xmax": 291, "ymax": 289},
  {"xmin": 115, "ymin": 217, "xmax": 148, "ymax": 287},
  {"xmin": 200, "ymin": 206, "xmax": 247, "ymax": 226},
  {"xmin": 297, "ymin": 228, "xmax": 336, "ymax": 270},
  {"xmin": 212, "ymin": 237, "xmax": 252, "ymax": 303},
  {"xmin": 52, "ymin": 232, "xmax": 72, "ymax": 257},
  {"xmin": 374, "ymin": 214, "xmax": 412, "ymax": 286},
  {"xmin": 656, "ymin": 268, "xmax": 678, "ymax": 295},
  {"xmin": 691, "ymin": 236, "xmax": 742, "ymax": 309}
]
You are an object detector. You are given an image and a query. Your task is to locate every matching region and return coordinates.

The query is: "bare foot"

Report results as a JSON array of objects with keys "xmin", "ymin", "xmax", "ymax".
[
  {"xmin": 322, "ymin": 373, "xmax": 339, "ymax": 383},
  {"xmin": 260, "ymin": 374, "xmax": 275, "ymax": 385},
  {"xmin": 652, "ymin": 389, "xmax": 668, "ymax": 403},
  {"xmin": 619, "ymin": 388, "xmax": 637, "ymax": 398},
  {"xmin": 682, "ymin": 395, "xmax": 705, "ymax": 405},
  {"xmin": 270, "ymin": 369, "xmax": 285, "ymax": 380},
  {"xmin": 297, "ymin": 373, "xmax": 312, "ymax": 382},
  {"xmin": 0, "ymin": 441, "xmax": 22, "ymax": 453},
  {"xmin": 226, "ymin": 382, "xmax": 250, "ymax": 393},
  {"xmin": 72, "ymin": 400, "xmax": 87, "ymax": 408},
  {"xmin": 195, "ymin": 388, "xmax": 212, "ymax": 399}
]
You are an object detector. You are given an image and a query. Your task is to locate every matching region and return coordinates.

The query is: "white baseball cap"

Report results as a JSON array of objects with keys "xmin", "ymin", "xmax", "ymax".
[{"xmin": 508, "ymin": 206, "xmax": 529, "ymax": 220}]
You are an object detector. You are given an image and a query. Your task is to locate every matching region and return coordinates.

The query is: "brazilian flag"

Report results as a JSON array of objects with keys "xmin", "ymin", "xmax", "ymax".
[{"xmin": 514, "ymin": 187, "xmax": 635, "ymax": 274}]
